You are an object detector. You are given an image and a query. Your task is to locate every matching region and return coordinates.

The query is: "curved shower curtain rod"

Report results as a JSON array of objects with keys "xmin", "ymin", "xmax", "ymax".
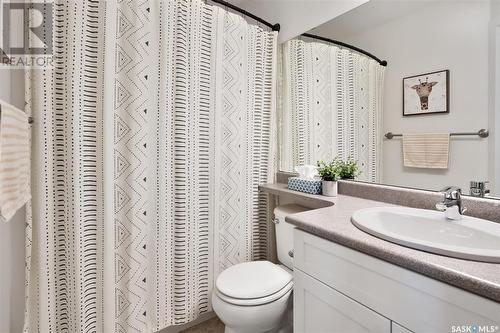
[
  {"xmin": 206, "ymin": 1, "xmax": 386, "ymax": 67},
  {"xmin": 301, "ymin": 33, "xmax": 388, "ymax": 67},
  {"xmin": 209, "ymin": 0, "xmax": 281, "ymax": 32}
]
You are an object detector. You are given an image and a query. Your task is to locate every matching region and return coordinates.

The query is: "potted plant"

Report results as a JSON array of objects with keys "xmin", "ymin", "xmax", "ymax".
[
  {"xmin": 338, "ymin": 157, "xmax": 361, "ymax": 180},
  {"xmin": 317, "ymin": 159, "xmax": 341, "ymax": 197},
  {"xmin": 317, "ymin": 157, "xmax": 361, "ymax": 196}
]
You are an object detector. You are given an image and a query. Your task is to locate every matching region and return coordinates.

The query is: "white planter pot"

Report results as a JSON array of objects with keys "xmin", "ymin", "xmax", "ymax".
[{"xmin": 322, "ymin": 180, "xmax": 338, "ymax": 197}]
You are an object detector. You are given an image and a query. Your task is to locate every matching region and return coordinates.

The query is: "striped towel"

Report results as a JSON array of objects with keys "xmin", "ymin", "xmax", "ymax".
[
  {"xmin": 403, "ymin": 133, "xmax": 450, "ymax": 169},
  {"xmin": 0, "ymin": 102, "xmax": 30, "ymax": 222}
]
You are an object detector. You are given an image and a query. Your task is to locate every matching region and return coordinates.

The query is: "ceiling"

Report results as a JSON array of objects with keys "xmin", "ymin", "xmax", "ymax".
[
  {"xmin": 222, "ymin": 0, "xmax": 369, "ymax": 43},
  {"xmin": 308, "ymin": 0, "xmax": 430, "ymax": 40}
]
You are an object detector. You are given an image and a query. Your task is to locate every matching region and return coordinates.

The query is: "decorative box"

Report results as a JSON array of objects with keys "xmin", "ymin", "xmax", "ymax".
[{"xmin": 287, "ymin": 177, "xmax": 322, "ymax": 195}]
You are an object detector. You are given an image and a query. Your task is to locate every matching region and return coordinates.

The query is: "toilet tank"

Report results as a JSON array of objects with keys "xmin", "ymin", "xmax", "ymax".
[{"xmin": 274, "ymin": 204, "xmax": 309, "ymax": 270}]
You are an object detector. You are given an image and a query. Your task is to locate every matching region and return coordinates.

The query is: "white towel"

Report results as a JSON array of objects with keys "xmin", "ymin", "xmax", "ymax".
[
  {"xmin": 0, "ymin": 102, "xmax": 31, "ymax": 222},
  {"xmin": 403, "ymin": 133, "xmax": 450, "ymax": 169}
]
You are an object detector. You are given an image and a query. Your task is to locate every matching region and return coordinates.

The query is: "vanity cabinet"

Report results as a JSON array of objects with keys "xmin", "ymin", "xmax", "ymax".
[
  {"xmin": 293, "ymin": 229, "xmax": 500, "ymax": 333},
  {"xmin": 294, "ymin": 269, "xmax": 391, "ymax": 332}
]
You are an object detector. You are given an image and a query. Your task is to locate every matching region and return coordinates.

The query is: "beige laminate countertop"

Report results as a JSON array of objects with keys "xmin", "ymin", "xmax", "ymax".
[{"xmin": 259, "ymin": 183, "xmax": 500, "ymax": 303}]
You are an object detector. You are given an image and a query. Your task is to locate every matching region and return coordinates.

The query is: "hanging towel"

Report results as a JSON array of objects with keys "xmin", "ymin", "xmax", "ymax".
[
  {"xmin": 403, "ymin": 133, "xmax": 450, "ymax": 169},
  {"xmin": 0, "ymin": 102, "xmax": 30, "ymax": 222}
]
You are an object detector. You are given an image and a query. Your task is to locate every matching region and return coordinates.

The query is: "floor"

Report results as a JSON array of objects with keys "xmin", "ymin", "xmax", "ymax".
[{"xmin": 180, "ymin": 317, "xmax": 225, "ymax": 333}]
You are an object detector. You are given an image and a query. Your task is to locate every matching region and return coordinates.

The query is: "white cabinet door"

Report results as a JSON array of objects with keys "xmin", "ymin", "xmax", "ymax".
[
  {"xmin": 392, "ymin": 322, "xmax": 413, "ymax": 333},
  {"xmin": 294, "ymin": 269, "xmax": 391, "ymax": 333},
  {"xmin": 293, "ymin": 229, "xmax": 500, "ymax": 332}
]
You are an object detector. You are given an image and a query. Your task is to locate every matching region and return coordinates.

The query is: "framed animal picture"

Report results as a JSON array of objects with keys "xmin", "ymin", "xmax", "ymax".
[{"xmin": 403, "ymin": 70, "xmax": 449, "ymax": 116}]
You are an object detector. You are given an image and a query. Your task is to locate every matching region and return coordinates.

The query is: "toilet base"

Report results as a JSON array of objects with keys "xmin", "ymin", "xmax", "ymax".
[
  {"xmin": 213, "ymin": 288, "xmax": 293, "ymax": 333},
  {"xmin": 223, "ymin": 310, "xmax": 292, "ymax": 333}
]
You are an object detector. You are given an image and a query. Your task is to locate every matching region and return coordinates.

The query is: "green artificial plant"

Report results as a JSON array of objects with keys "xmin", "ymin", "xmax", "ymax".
[
  {"xmin": 338, "ymin": 157, "xmax": 361, "ymax": 180},
  {"xmin": 316, "ymin": 158, "xmax": 341, "ymax": 181},
  {"xmin": 317, "ymin": 157, "xmax": 361, "ymax": 181}
]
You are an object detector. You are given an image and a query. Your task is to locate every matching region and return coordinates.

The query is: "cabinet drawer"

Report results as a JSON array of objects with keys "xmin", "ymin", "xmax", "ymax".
[
  {"xmin": 293, "ymin": 229, "xmax": 500, "ymax": 332},
  {"xmin": 294, "ymin": 269, "xmax": 391, "ymax": 333}
]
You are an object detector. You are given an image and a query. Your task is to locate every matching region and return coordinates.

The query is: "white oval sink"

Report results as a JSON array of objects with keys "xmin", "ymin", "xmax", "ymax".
[{"xmin": 351, "ymin": 207, "xmax": 500, "ymax": 263}]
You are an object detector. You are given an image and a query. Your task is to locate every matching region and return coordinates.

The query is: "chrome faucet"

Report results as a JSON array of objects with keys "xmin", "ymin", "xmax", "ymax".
[{"xmin": 435, "ymin": 186, "xmax": 467, "ymax": 220}]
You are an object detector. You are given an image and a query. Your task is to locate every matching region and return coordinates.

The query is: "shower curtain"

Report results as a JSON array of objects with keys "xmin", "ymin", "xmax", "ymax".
[
  {"xmin": 279, "ymin": 39, "xmax": 385, "ymax": 182},
  {"xmin": 24, "ymin": 0, "xmax": 277, "ymax": 332}
]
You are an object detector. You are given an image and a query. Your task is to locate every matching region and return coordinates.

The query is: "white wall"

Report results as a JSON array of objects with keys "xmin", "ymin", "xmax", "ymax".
[
  {"xmin": 0, "ymin": 1, "xmax": 26, "ymax": 332},
  {"xmin": 0, "ymin": 210, "xmax": 26, "ymax": 333},
  {"xmin": 0, "ymin": 68, "xmax": 26, "ymax": 333},
  {"xmin": 320, "ymin": 1, "xmax": 492, "ymax": 193},
  {"xmin": 489, "ymin": 0, "xmax": 500, "ymax": 195}
]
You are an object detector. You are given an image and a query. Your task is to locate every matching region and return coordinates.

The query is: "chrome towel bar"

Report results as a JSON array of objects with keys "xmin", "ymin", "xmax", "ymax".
[{"xmin": 384, "ymin": 129, "xmax": 489, "ymax": 139}]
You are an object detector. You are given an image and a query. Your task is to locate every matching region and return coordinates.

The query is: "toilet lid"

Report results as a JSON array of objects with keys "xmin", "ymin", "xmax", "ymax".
[{"xmin": 216, "ymin": 261, "xmax": 292, "ymax": 299}]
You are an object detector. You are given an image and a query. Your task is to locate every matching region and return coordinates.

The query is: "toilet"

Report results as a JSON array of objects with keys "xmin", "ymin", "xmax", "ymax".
[{"xmin": 212, "ymin": 204, "xmax": 308, "ymax": 333}]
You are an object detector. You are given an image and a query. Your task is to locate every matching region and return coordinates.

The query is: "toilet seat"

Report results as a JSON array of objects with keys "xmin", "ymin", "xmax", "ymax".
[
  {"xmin": 215, "ymin": 261, "xmax": 293, "ymax": 306},
  {"xmin": 215, "ymin": 280, "xmax": 293, "ymax": 306}
]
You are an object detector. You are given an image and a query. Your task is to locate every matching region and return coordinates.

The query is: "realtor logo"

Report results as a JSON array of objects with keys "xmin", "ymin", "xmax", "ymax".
[{"xmin": 1, "ymin": 2, "xmax": 53, "ymax": 66}]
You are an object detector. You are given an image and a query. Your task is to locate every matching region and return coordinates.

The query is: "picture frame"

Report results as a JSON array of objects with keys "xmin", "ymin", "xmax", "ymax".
[{"xmin": 403, "ymin": 69, "xmax": 449, "ymax": 116}]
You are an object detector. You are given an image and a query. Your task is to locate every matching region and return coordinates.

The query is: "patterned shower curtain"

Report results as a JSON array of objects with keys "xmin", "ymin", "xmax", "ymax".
[
  {"xmin": 24, "ymin": 0, "xmax": 277, "ymax": 332},
  {"xmin": 279, "ymin": 39, "xmax": 385, "ymax": 182}
]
